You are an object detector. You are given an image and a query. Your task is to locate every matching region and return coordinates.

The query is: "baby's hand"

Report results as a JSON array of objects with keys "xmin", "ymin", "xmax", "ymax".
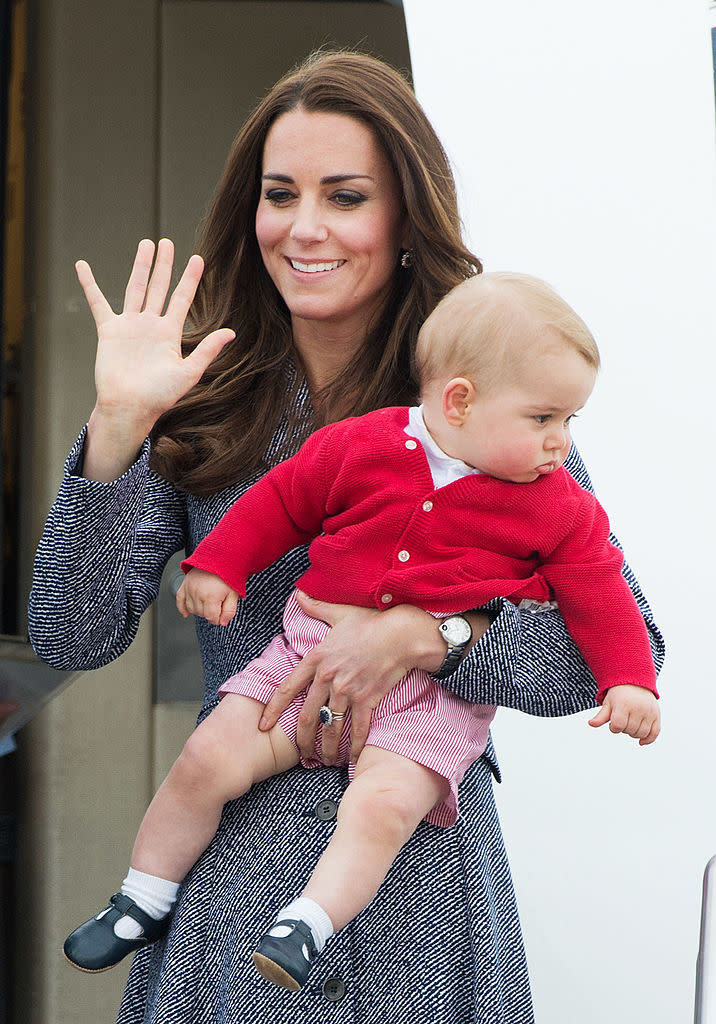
[
  {"xmin": 588, "ymin": 684, "xmax": 660, "ymax": 746},
  {"xmin": 176, "ymin": 567, "xmax": 239, "ymax": 626}
]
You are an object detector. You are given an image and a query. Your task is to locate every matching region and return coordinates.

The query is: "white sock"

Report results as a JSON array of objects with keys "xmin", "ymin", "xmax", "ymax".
[
  {"xmin": 110, "ymin": 868, "xmax": 179, "ymax": 939},
  {"xmin": 269, "ymin": 896, "xmax": 334, "ymax": 953}
]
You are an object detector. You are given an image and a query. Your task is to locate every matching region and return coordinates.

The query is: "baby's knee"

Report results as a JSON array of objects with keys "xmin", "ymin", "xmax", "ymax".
[
  {"xmin": 173, "ymin": 724, "xmax": 225, "ymax": 790},
  {"xmin": 342, "ymin": 777, "xmax": 422, "ymax": 848}
]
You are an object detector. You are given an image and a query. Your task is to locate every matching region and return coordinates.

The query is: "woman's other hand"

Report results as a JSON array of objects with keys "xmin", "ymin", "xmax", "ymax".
[
  {"xmin": 79, "ymin": 238, "xmax": 235, "ymax": 480},
  {"xmin": 259, "ymin": 592, "xmax": 490, "ymax": 764}
]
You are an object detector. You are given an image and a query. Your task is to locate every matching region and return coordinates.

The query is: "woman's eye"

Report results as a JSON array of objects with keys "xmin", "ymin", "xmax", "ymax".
[
  {"xmin": 332, "ymin": 190, "xmax": 367, "ymax": 208},
  {"xmin": 264, "ymin": 188, "xmax": 295, "ymax": 205}
]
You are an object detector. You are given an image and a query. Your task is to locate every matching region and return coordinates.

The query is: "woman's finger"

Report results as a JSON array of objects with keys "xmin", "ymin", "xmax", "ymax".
[
  {"xmin": 348, "ymin": 705, "xmax": 372, "ymax": 763},
  {"xmin": 123, "ymin": 239, "xmax": 156, "ymax": 313},
  {"xmin": 183, "ymin": 329, "xmax": 235, "ymax": 381},
  {"xmin": 165, "ymin": 253, "xmax": 206, "ymax": 324},
  {"xmin": 295, "ymin": 590, "xmax": 343, "ymax": 627},
  {"xmin": 75, "ymin": 260, "xmax": 114, "ymax": 325},
  {"xmin": 259, "ymin": 656, "xmax": 315, "ymax": 731},
  {"xmin": 144, "ymin": 238, "xmax": 175, "ymax": 314},
  {"xmin": 319, "ymin": 707, "xmax": 349, "ymax": 765},
  {"xmin": 295, "ymin": 678, "xmax": 330, "ymax": 758}
]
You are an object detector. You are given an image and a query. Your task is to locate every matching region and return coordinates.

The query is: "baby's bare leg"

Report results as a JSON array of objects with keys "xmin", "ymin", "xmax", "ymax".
[
  {"xmin": 131, "ymin": 694, "xmax": 298, "ymax": 882},
  {"xmin": 302, "ymin": 746, "xmax": 449, "ymax": 931}
]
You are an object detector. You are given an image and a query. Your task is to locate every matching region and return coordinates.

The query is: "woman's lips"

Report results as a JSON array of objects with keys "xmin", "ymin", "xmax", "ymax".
[{"xmin": 288, "ymin": 258, "xmax": 346, "ymax": 273}]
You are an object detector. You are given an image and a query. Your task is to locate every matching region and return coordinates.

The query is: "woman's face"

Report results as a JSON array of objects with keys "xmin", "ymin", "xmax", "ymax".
[{"xmin": 255, "ymin": 108, "xmax": 406, "ymax": 352}]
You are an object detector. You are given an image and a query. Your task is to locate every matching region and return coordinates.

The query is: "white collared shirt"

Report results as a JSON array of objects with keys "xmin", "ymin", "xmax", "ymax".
[{"xmin": 404, "ymin": 405, "xmax": 480, "ymax": 490}]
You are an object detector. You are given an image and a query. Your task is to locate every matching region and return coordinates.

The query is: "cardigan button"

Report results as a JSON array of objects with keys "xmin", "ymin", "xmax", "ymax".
[
  {"xmin": 322, "ymin": 977, "xmax": 347, "ymax": 1002},
  {"xmin": 422, "ymin": 500, "xmax": 433, "ymax": 512},
  {"xmin": 381, "ymin": 593, "xmax": 393, "ymax": 604},
  {"xmin": 404, "ymin": 439, "xmax": 418, "ymax": 450},
  {"xmin": 398, "ymin": 550, "xmax": 410, "ymax": 562}
]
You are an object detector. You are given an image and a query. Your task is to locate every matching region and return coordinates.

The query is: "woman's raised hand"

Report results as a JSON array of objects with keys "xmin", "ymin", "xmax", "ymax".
[{"xmin": 78, "ymin": 238, "xmax": 235, "ymax": 481}]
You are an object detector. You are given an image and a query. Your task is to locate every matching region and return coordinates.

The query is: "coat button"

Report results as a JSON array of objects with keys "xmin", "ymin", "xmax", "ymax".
[
  {"xmin": 422, "ymin": 500, "xmax": 433, "ymax": 512},
  {"xmin": 404, "ymin": 439, "xmax": 417, "ymax": 450},
  {"xmin": 315, "ymin": 799, "xmax": 338, "ymax": 821},
  {"xmin": 398, "ymin": 549, "xmax": 410, "ymax": 562},
  {"xmin": 322, "ymin": 976, "xmax": 347, "ymax": 1002}
]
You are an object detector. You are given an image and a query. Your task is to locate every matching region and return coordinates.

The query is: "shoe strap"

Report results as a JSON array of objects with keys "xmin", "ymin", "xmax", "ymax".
[
  {"xmin": 109, "ymin": 893, "xmax": 160, "ymax": 935},
  {"xmin": 272, "ymin": 917, "xmax": 318, "ymax": 958}
]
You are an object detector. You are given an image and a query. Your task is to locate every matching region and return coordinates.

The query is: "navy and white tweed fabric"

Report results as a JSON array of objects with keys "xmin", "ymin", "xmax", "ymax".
[{"xmin": 29, "ymin": 394, "xmax": 664, "ymax": 1024}]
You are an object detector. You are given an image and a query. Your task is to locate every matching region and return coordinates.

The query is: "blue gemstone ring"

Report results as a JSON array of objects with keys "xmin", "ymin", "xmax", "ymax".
[{"xmin": 319, "ymin": 706, "xmax": 347, "ymax": 727}]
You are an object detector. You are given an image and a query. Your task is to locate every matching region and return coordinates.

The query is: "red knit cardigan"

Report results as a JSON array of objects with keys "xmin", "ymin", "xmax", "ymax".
[{"xmin": 183, "ymin": 406, "xmax": 657, "ymax": 701}]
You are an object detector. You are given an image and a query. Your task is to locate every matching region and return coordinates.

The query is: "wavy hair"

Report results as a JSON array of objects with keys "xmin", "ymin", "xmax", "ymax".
[{"xmin": 150, "ymin": 50, "xmax": 481, "ymax": 494}]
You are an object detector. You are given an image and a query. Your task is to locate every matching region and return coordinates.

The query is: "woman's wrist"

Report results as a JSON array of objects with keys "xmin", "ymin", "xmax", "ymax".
[
  {"xmin": 83, "ymin": 405, "xmax": 155, "ymax": 482},
  {"xmin": 384, "ymin": 604, "xmax": 492, "ymax": 675}
]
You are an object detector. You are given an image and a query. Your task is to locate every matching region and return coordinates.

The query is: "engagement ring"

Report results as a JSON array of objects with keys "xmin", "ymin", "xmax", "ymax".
[{"xmin": 319, "ymin": 706, "xmax": 347, "ymax": 727}]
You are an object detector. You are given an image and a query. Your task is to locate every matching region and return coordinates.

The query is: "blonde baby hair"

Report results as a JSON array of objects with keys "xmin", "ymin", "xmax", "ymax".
[{"xmin": 415, "ymin": 272, "xmax": 600, "ymax": 393}]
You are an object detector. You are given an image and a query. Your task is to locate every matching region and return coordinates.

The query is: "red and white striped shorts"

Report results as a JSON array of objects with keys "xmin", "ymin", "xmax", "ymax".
[{"xmin": 219, "ymin": 591, "xmax": 495, "ymax": 827}]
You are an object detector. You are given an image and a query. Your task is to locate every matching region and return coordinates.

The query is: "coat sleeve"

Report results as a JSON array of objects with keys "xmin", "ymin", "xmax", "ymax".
[
  {"xmin": 439, "ymin": 444, "xmax": 665, "ymax": 717},
  {"xmin": 28, "ymin": 427, "xmax": 188, "ymax": 671},
  {"xmin": 181, "ymin": 423, "xmax": 336, "ymax": 595}
]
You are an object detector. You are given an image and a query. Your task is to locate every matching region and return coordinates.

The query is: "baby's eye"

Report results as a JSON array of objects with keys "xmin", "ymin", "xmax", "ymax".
[
  {"xmin": 264, "ymin": 188, "xmax": 295, "ymax": 205},
  {"xmin": 331, "ymin": 190, "xmax": 367, "ymax": 208},
  {"xmin": 533, "ymin": 414, "xmax": 550, "ymax": 425}
]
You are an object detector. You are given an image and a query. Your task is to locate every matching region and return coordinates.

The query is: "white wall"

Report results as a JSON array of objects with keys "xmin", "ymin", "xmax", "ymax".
[{"xmin": 404, "ymin": 2, "xmax": 716, "ymax": 1021}]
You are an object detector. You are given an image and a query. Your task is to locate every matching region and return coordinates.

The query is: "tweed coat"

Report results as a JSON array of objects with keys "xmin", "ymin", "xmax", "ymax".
[{"xmin": 28, "ymin": 391, "xmax": 664, "ymax": 1024}]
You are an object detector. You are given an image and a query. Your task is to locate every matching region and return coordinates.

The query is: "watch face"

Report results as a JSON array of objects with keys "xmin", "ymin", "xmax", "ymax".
[{"xmin": 440, "ymin": 616, "xmax": 472, "ymax": 646}]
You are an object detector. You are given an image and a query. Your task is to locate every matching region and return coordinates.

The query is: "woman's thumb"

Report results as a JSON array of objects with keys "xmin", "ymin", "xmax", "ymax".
[{"xmin": 295, "ymin": 589, "xmax": 334, "ymax": 624}]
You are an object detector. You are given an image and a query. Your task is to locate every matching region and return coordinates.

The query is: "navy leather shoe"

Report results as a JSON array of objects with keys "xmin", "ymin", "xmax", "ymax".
[
  {"xmin": 63, "ymin": 893, "xmax": 169, "ymax": 972},
  {"xmin": 252, "ymin": 919, "xmax": 319, "ymax": 990}
]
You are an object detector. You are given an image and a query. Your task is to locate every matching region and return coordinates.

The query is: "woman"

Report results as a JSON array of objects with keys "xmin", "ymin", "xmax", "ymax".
[{"xmin": 29, "ymin": 51, "xmax": 664, "ymax": 1023}]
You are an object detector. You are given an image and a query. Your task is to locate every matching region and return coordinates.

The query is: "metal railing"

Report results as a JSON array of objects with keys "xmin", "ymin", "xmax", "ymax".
[{"xmin": 695, "ymin": 856, "xmax": 716, "ymax": 1023}]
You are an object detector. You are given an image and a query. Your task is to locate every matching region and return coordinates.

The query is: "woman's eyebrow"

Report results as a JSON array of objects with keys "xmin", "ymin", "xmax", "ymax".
[
  {"xmin": 261, "ymin": 172, "xmax": 375, "ymax": 184},
  {"xmin": 321, "ymin": 174, "xmax": 375, "ymax": 184}
]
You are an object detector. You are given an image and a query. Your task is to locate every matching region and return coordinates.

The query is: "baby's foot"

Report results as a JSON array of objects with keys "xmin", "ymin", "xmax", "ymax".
[
  {"xmin": 252, "ymin": 918, "xmax": 319, "ymax": 990},
  {"xmin": 63, "ymin": 894, "xmax": 170, "ymax": 972}
]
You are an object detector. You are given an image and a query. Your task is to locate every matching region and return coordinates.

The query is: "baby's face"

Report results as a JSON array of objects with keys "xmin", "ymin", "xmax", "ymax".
[{"xmin": 453, "ymin": 345, "xmax": 596, "ymax": 483}]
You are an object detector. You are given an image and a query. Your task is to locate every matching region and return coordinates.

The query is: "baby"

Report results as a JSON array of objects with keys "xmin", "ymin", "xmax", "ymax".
[{"xmin": 64, "ymin": 272, "xmax": 660, "ymax": 988}]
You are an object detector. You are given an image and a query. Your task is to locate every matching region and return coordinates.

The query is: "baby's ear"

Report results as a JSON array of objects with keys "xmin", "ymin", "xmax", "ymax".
[{"xmin": 442, "ymin": 377, "xmax": 476, "ymax": 424}]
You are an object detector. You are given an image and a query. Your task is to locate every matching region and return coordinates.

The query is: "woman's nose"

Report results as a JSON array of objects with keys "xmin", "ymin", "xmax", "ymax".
[{"xmin": 289, "ymin": 200, "xmax": 329, "ymax": 244}]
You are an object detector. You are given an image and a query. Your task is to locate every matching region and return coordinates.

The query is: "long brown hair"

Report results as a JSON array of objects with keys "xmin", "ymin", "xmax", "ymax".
[{"xmin": 150, "ymin": 50, "xmax": 481, "ymax": 494}]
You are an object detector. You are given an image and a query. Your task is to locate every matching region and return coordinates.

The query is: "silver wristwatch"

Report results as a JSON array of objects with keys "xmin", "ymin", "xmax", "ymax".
[{"xmin": 431, "ymin": 615, "xmax": 472, "ymax": 680}]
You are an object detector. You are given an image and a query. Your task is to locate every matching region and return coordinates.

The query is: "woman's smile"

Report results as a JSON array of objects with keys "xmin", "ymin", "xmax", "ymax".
[{"xmin": 287, "ymin": 257, "xmax": 346, "ymax": 274}]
